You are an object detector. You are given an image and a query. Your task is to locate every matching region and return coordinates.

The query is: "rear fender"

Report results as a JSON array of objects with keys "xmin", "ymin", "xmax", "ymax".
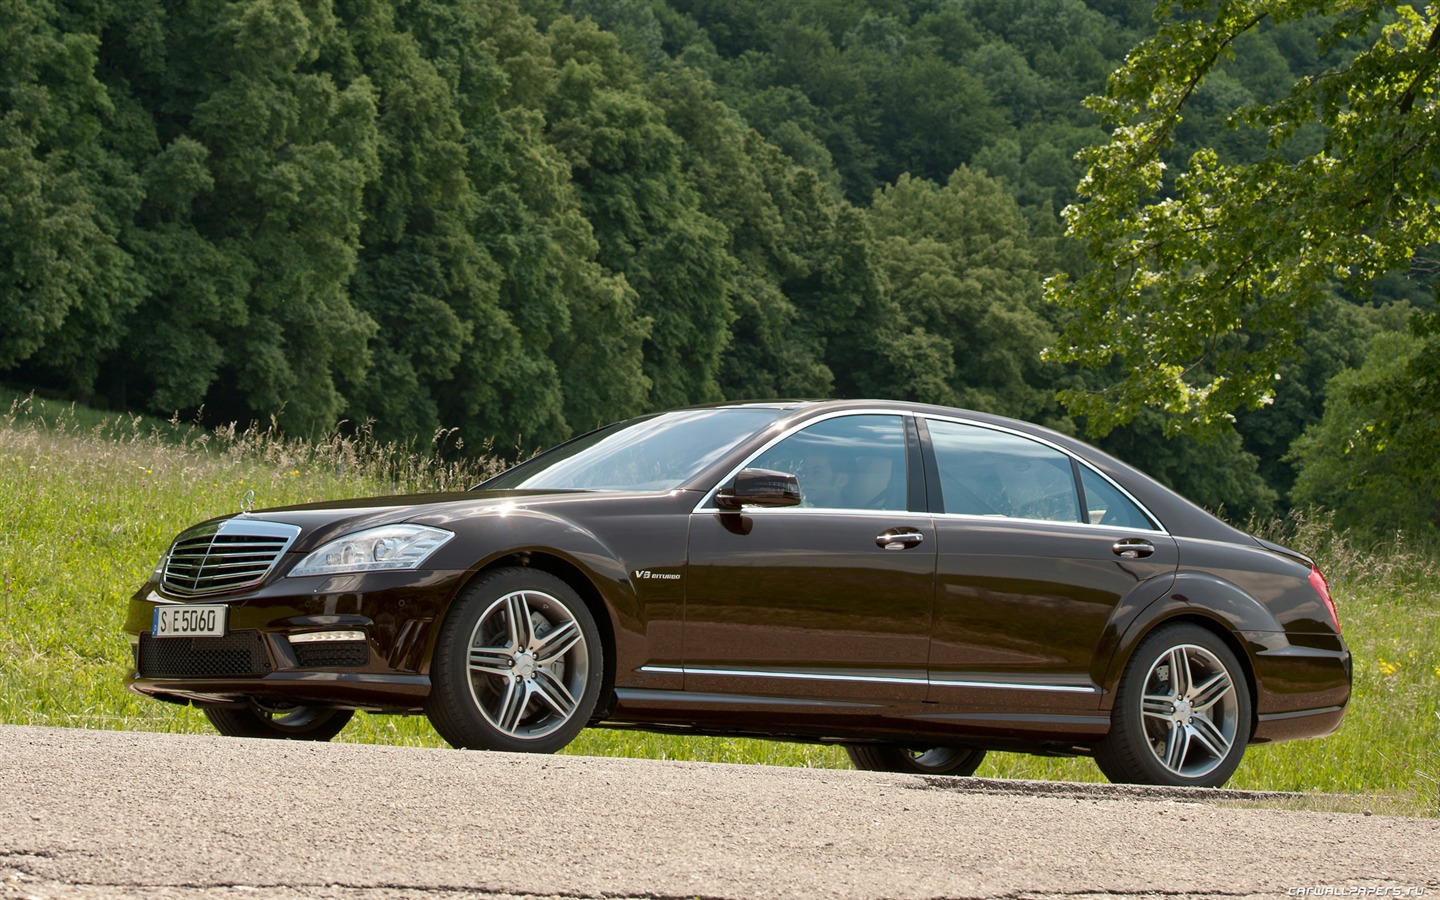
[{"xmin": 1098, "ymin": 571, "xmax": 1281, "ymax": 709}]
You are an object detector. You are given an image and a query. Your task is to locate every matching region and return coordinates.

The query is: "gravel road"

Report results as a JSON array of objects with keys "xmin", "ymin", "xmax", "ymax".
[{"xmin": 2, "ymin": 725, "xmax": 1435, "ymax": 900}]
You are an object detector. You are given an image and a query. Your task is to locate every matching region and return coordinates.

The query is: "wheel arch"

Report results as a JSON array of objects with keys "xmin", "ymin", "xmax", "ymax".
[
  {"xmin": 1117, "ymin": 610, "xmax": 1255, "ymax": 731},
  {"xmin": 450, "ymin": 550, "xmax": 622, "ymax": 721},
  {"xmin": 1101, "ymin": 581, "xmax": 1268, "ymax": 737}
]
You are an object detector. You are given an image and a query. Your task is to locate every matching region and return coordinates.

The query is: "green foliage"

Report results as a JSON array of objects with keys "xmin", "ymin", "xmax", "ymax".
[
  {"xmin": 8, "ymin": 0, "xmax": 1431, "ymax": 523},
  {"xmin": 867, "ymin": 168, "xmax": 1057, "ymax": 419},
  {"xmin": 1047, "ymin": 1, "xmax": 1440, "ymax": 436},
  {"xmin": 0, "ymin": 0, "xmax": 142, "ymax": 388},
  {"xmin": 1290, "ymin": 311, "xmax": 1440, "ymax": 537}
]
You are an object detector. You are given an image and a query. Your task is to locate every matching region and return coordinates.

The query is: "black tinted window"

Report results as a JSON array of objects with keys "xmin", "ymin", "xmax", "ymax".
[
  {"xmin": 1079, "ymin": 466, "xmax": 1157, "ymax": 530},
  {"xmin": 748, "ymin": 415, "xmax": 907, "ymax": 510},
  {"xmin": 927, "ymin": 420, "xmax": 1081, "ymax": 523}
]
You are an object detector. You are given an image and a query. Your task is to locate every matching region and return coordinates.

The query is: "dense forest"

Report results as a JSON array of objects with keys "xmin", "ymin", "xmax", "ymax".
[{"xmin": 2, "ymin": 0, "xmax": 1433, "ymax": 532}]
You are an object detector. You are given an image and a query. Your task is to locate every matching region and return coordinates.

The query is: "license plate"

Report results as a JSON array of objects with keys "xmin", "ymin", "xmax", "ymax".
[{"xmin": 152, "ymin": 604, "xmax": 227, "ymax": 638}]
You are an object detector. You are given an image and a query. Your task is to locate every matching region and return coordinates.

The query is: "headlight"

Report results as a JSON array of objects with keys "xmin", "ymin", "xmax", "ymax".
[{"xmin": 288, "ymin": 525, "xmax": 454, "ymax": 578}]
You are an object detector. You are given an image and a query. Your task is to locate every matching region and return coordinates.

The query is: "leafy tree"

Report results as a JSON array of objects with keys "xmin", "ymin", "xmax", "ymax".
[
  {"xmin": 1046, "ymin": 1, "xmax": 1440, "ymax": 437},
  {"xmin": 867, "ymin": 168, "xmax": 1058, "ymax": 420},
  {"xmin": 1233, "ymin": 295, "xmax": 1405, "ymax": 499},
  {"xmin": 1289, "ymin": 320, "xmax": 1440, "ymax": 534},
  {"xmin": 1, "ymin": 0, "xmax": 142, "ymax": 395},
  {"xmin": 646, "ymin": 66, "xmax": 834, "ymax": 400},
  {"xmin": 543, "ymin": 15, "xmax": 735, "ymax": 410},
  {"xmin": 1100, "ymin": 409, "xmax": 1277, "ymax": 516}
]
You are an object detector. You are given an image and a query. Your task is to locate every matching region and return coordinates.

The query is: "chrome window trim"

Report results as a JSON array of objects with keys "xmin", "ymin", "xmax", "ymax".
[
  {"xmin": 928, "ymin": 509, "xmax": 1166, "ymax": 537},
  {"xmin": 691, "ymin": 408, "xmax": 914, "ymax": 515},
  {"xmin": 919, "ymin": 413, "xmax": 1169, "ymax": 535},
  {"xmin": 641, "ymin": 664, "xmax": 1098, "ymax": 694},
  {"xmin": 697, "ymin": 506, "xmax": 934, "ymax": 520}
]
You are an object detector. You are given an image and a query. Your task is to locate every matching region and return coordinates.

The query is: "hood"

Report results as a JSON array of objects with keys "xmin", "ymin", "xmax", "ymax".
[{"xmin": 235, "ymin": 488, "xmax": 654, "ymax": 552}]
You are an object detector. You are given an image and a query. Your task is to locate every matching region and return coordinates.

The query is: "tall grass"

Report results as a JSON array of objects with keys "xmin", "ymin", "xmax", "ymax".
[{"xmin": 2, "ymin": 398, "xmax": 1436, "ymax": 814}]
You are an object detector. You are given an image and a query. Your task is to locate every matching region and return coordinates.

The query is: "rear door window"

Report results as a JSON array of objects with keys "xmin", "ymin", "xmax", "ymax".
[
  {"xmin": 1078, "ymin": 465, "xmax": 1157, "ymax": 530},
  {"xmin": 926, "ymin": 420, "xmax": 1081, "ymax": 523}
]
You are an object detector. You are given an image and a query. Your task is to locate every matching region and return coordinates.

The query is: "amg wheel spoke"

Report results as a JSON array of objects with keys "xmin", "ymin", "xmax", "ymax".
[
  {"xmin": 468, "ymin": 646, "xmax": 513, "ymax": 677},
  {"xmin": 494, "ymin": 678, "xmax": 530, "ymax": 734},
  {"xmin": 505, "ymin": 593, "xmax": 533, "ymax": 648},
  {"xmin": 532, "ymin": 669, "xmax": 579, "ymax": 719},
  {"xmin": 1164, "ymin": 722, "xmax": 1189, "ymax": 772},
  {"xmin": 534, "ymin": 619, "xmax": 581, "ymax": 665},
  {"xmin": 1190, "ymin": 714, "xmax": 1231, "ymax": 760},
  {"xmin": 1191, "ymin": 671, "xmax": 1233, "ymax": 712},
  {"xmin": 1142, "ymin": 693, "xmax": 1173, "ymax": 720},
  {"xmin": 1168, "ymin": 647, "xmax": 1191, "ymax": 696}
]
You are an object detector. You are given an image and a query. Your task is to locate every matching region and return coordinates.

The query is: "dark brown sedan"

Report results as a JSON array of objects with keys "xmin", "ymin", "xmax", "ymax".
[{"xmin": 124, "ymin": 400, "xmax": 1350, "ymax": 787}]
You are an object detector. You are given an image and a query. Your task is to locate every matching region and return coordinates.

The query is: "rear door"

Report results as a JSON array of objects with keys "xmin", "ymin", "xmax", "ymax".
[{"xmin": 920, "ymin": 417, "xmax": 1178, "ymax": 710}]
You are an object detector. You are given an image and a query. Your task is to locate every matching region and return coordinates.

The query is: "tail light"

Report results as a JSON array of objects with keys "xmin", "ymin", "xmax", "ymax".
[{"xmin": 1309, "ymin": 566, "xmax": 1341, "ymax": 634}]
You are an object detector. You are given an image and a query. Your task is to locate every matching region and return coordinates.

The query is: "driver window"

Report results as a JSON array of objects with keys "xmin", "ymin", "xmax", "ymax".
[{"xmin": 747, "ymin": 415, "xmax": 907, "ymax": 510}]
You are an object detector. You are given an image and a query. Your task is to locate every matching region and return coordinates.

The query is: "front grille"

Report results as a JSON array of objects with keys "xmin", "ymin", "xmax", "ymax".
[
  {"xmin": 293, "ymin": 641, "xmax": 369, "ymax": 668},
  {"xmin": 162, "ymin": 519, "xmax": 301, "ymax": 597},
  {"xmin": 138, "ymin": 631, "xmax": 272, "ymax": 677}
]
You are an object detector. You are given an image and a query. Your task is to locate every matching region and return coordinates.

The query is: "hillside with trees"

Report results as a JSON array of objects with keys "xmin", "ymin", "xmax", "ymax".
[{"xmin": 1, "ymin": 0, "xmax": 1432, "ymax": 534}]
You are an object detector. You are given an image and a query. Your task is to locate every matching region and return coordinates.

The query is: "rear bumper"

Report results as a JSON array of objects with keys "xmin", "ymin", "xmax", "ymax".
[
  {"xmin": 1252, "ymin": 704, "xmax": 1347, "ymax": 744},
  {"xmin": 1244, "ymin": 629, "xmax": 1352, "ymax": 743}
]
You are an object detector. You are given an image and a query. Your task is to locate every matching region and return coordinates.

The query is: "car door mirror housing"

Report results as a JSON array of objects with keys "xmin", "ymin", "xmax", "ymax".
[{"xmin": 716, "ymin": 468, "xmax": 802, "ymax": 510}]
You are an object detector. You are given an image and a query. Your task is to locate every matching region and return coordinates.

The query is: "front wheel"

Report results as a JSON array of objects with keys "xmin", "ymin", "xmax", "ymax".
[
  {"xmin": 425, "ymin": 567, "xmax": 604, "ymax": 753},
  {"xmin": 847, "ymin": 744, "xmax": 986, "ymax": 776},
  {"xmin": 203, "ymin": 701, "xmax": 353, "ymax": 741},
  {"xmin": 1095, "ymin": 623, "xmax": 1252, "ymax": 787}
]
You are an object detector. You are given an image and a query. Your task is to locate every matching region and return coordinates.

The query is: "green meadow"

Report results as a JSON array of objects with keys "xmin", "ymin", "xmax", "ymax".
[{"xmin": 2, "ymin": 394, "xmax": 1436, "ymax": 815}]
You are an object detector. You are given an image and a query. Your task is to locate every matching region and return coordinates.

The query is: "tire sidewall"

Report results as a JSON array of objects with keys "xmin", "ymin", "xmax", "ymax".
[
  {"xmin": 204, "ymin": 702, "xmax": 353, "ymax": 741},
  {"xmin": 847, "ymin": 744, "xmax": 987, "ymax": 776},
  {"xmin": 426, "ymin": 567, "xmax": 604, "ymax": 753}
]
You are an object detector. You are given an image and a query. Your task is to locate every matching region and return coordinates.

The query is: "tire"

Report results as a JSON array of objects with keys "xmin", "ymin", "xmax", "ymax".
[
  {"xmin": 847, "ymin": 744, "xmax": 987, "ymax": 776},
  {"xmin": 203, "ymin": 701, "xmax": 353, "ymax": 741},
  {"xmin": 425, "ymin": 567, "xmax": 604, "ymax": 753},
  {"xmin": 1095, "ymin": 623, "xmax": 1252, "ymax": 788}
]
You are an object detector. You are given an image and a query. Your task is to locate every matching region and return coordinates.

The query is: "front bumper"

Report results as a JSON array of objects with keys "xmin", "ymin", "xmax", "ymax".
[{"xmin": 123, "ymin": 568, "xmax": 468, "ymax": 711}]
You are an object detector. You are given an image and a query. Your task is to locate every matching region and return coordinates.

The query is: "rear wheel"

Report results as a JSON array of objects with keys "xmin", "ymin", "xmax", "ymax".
[
  {"xmin": 1095, "ymin": 623, "xmax": 1252, "ymax": 787},
  {"xmin": 204, "ymin": 701, "xmax": 353, "ymax": 741},
  {"xmin": 425, "ymin": 567, "xmax": 604, "ymax": 753},
  {"xmin": 847, "ymin": 744, "xmax": 986, "ymax": 776}
]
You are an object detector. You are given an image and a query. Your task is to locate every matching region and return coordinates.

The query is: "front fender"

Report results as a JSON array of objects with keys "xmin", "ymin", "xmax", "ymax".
[{"xmin": 419, "ymin": 503, "xmax": 689, "ymax": 689}]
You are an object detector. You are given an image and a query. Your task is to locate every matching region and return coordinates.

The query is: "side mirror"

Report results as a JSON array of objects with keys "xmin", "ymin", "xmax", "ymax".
[{"xmin": 715, "ymin": 468, "xmax": 802, "ymax": 511}]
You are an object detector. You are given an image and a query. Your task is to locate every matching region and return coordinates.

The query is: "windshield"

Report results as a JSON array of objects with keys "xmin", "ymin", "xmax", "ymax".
[{"xmin": 477, "ymin": 407, "xmax": 792, "ymax": 492}]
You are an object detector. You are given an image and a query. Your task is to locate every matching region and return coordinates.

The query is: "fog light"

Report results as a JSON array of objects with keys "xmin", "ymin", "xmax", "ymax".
[{"xmin": 289, "ymin": 630, "xmax": 366, "ymax": 644}]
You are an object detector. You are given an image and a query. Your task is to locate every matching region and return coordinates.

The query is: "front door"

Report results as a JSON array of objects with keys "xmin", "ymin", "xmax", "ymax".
[{"xmin": 683, "ymin": 413, "xmax": 935, "ymax": 702}]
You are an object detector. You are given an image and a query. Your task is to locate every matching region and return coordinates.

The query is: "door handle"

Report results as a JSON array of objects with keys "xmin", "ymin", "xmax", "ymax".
[
  {"xmin": 1112, "ymin": 539, "xmax": 1155, "ymax": 559},
  {"xmin": 876, "ymin": 529, "xmax": 925, "ymax": 550}
]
